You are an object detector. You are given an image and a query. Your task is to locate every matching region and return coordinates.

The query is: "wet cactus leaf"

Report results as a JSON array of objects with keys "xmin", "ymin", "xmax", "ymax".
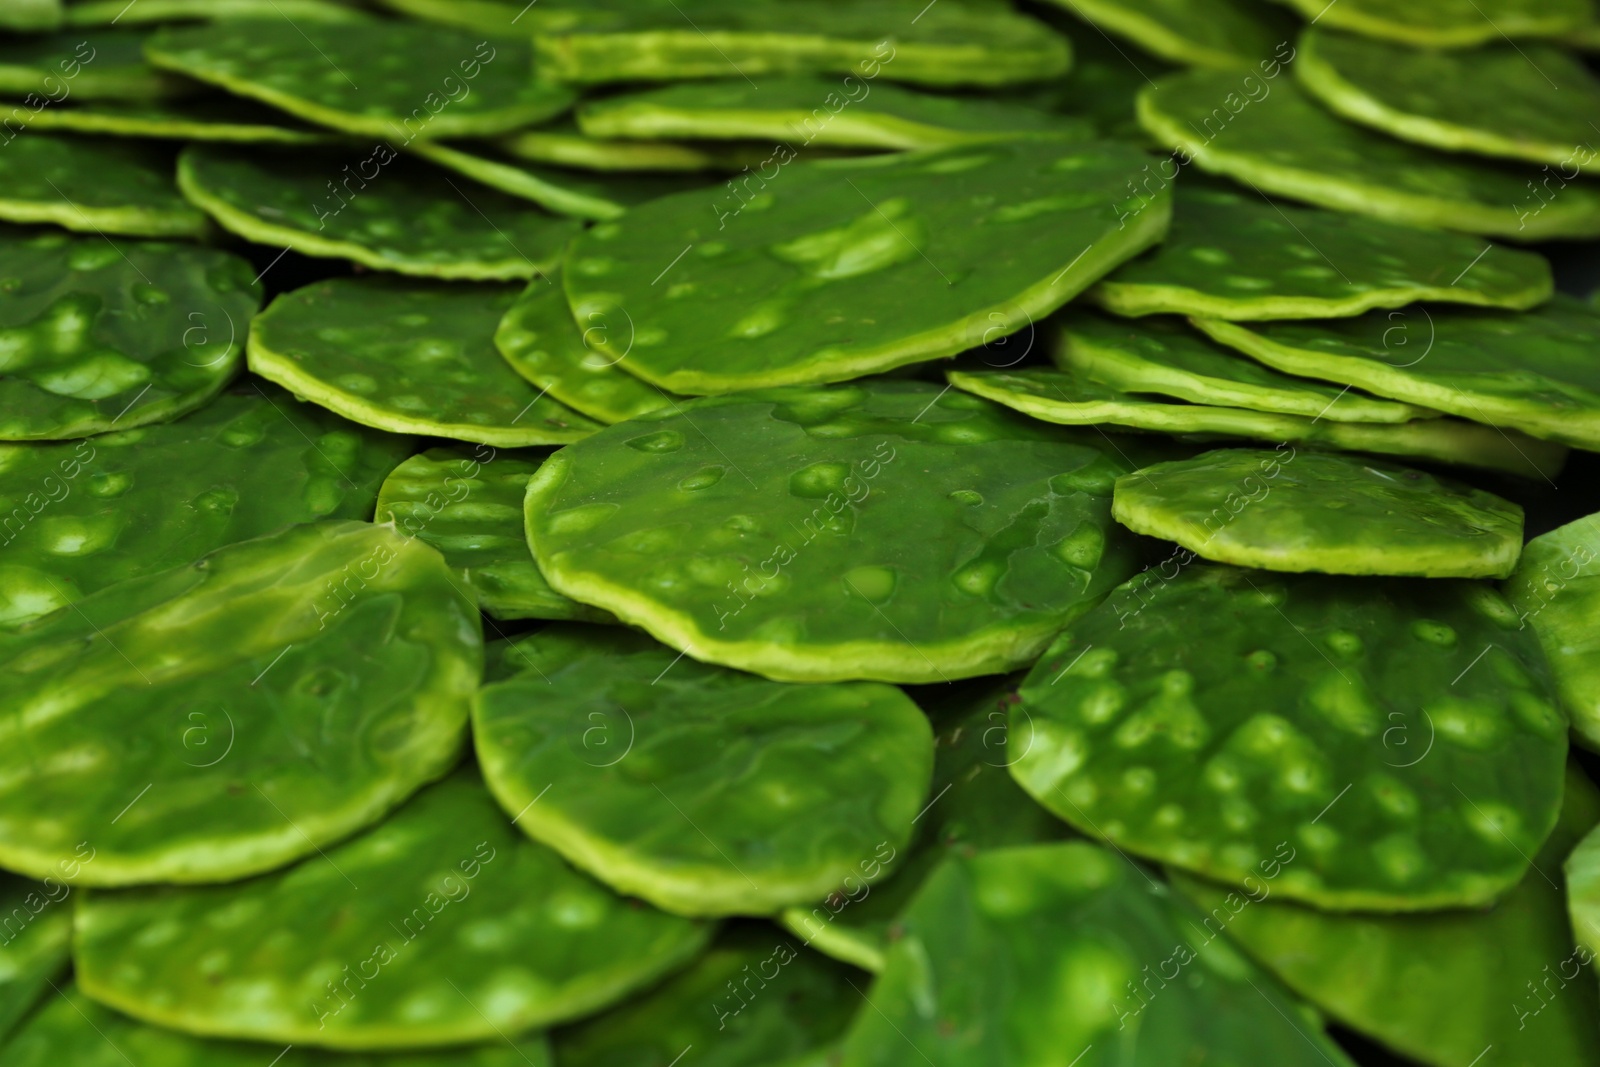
[
  {"xmin": 73, "ymin": 769, "xmax": 709, "ymax": 1048},
  {"xmin": 1011, "ymin": 563, "xmax": 1568, "ymax": 911},
  {"xmin": 375, "ymin": 446, "xmax": 613, "ymax": 622},
  {"xmin": 0, "ymin": 227, "xmax": 261, "ymax": 440},
  {"xmin": 1112, "ymin": 449, "xmax": 1526, "ymax": 578},
  {"xmin": 525, "ymin": 380, "xmax": 1147, "ymax": 683},
  {"xmin": 248, "ymin": 277, "xmax": 602, "ymax": 447},
  {"xmin": 0, "ymin": 520, "xmax": 481, "ymax": 886},
  {"xmin": 562, "ymin": 140, "xmax": 1171, "ymax": 393},
  {"xmin": 0, "ymin": 384, "xmax": 410, "ymax": 627},
  {"xmin": 474, "ymin": 624, "xmax": 933, "ymax": 915}
]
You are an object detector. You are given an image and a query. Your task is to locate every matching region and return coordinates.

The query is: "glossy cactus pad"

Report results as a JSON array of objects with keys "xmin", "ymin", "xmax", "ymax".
[
  {"xmin": 73, "ymin": 770, "xmax": 708, "ymax": 1048},
  {"xmin": 248, "ymin": 277, "xmax": 601, "ymax": 446},
  {"xmin": 1010, "ymin": 564, "xmax": 1567, "ymax": 910},
  {"xmin": 561, "ymin": 140, "xmax": 1171, "ymax": 393},
  {"xmin": 1111, "ymin": 449, "xmax": 1526, "ymax": 578},
  {"xmin": 0, "ymin": 521, "xmax": 480, "ymax": 886},
  {"xmin": 374, "ymin": 446, "xmax": 611, "ymax": 622},
  {"xmin": 525, "ymin": 380, "xmax": 1145, "ymax": 683},
  {"xmin": 1194, "ymin": 296, "xmax": 1600, "ymax": 451},
  {"xmin": 475, "ymin": 625, "xmax": 931, "ymax": 916},
  {"xmin": 0, "ymin": 385, "xmax": 408, "ymax": 626},
  {"xmin": 1090, "ymin": 182, "xmax": 1553, "ymax": 320},
  {"xmin": 0, "ymin": 227, "xmax": 260, "ymax": 440},
  {"xmin": 1506, "ymin": 512, "xmax": 1600, "ymax": 749}
]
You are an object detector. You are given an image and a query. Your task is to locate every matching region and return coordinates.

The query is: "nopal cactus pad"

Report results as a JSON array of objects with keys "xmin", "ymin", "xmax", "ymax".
[
  {"xmin": 1111, "ymin": 449, "xmax": 1526, "ymax": 579},
  {"xmin": 524, "ymin": 380, "xmax": 1145, "ymax": 684},
  {"xmin": 562, "ymin": 140, "xmax": 1171, "ymax": 393},
  {"xmin": 73, "ymin": 770, "xmax": 709, "ymax": 1049},
  {"xmin": 474, "ymin": 625, "xmax": 933, "ymax": 916},
  {"xmin": 1010, "ymin": 563, "xmax": 1567, "ymax": 911},
  {"xmin": 0, "ymin": 521, "xmax": 481, "ymax": 886}
]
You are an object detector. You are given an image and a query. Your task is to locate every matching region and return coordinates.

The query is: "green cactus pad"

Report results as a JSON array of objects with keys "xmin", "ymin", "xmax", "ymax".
[
  {"xmin": 178, "ymin": 146, "xmax": 581, "ymax": 281},
  {"xmin": 12, "ymin": 97, "xmax": 328, "ymax": 143},
  {"xmin": 0, "ymin": 521, "xmax": 480, "ymax": 886},
  {"xmin": 1505, "ymin": 513, "xmax": 1600, "ymax": 750},
  {"xmin": 1137, "ymin": 70, "xmax": 1600, "ymax": 240},
  {"xmin": 248, "ymin": 278, "xmax": 602, "ymax": 447},
  {"xmin": 1193, "ymin": 296, "xmax": 1600, "ymax": 451},
  {"xmin": 1569, "ymin": 798, "xmax": 1600, "ymax": 961},
  {"xmin": 0, "ymin": 0, "xmax": 58, "ymax": 31},
  {"xmin": 0, "ymin": 134, "xmax": 202, "ymax": 238},
  {"xmin": 0, "ymin": 31, "xmax": 184, "ymax": 101},
  {"xmin": 835, "ymin": 842, "xmax": 1356, "ymax": 1067},
  {"xmin": 1038, "ymin": 0, "xmax": 1298, "ymax": 69},
  {"xmin": 1297, "ymin": 30, "xmax": 1600, "ymax": 172},
  {"xmin": 513, "ymin": 1, "xmax": 1071, "ymax": 89},
  {"xmin": 1176, "ymin": 764, "xmax": 1600, "ymax": 1067},
  {"xmin": 499, "ymin": 123, "xmax": 778, "ymax": 173},
  {"xmin": 1274, "ymin": 0, "xmax": 1593, "ymax": 48},
  {"xmin": 574, "ymin": 77, "xmax": 1091, "ymax": 150},
  {"xmin": 1059, "ymin": 312, "xmax": 1428, "ymax": 423},
  {"xmin": 374, "ymin": 446, "xmax": 611, "ymax": 623},
  {"xmin": 74, "ymin": 769, "xmax": 709, "ymax": 1049},
  {"xmin": 945, "ymin": 368, "xmax": 1568, "ymax": 481},
  {"xmin": 0, "ymin": 386, "xmax": 409, "ymax": 628},
  {"xmin": 0, "ymin": 228, "xmax": 261, "ymax": 441},
  {"xmin": 406, "ymin": 141, "xmax": 703, "ymax": 222},
  {"xmin": 1112, "ymin": 449, "xmax": 1526, "ymax": 578},
  {"xmin": 552, "ymin": 925, "xmax": 860, "ymax": 1067},
  {"xmin": 1090, "ymin": 182, "xmax": 1554, "ymax": 320},
  {"xmin": 495, "ymin": 270, "xmax": 673, "ymax": 425},
  {"xmin": 780, "ymin": 677, "xmax": 1071, "ymax": 973},
  {"xmin": 525, "ymin": 380, "xmax": 1145, "ymax": 684},
  {"xmin": 8, "ymin": 986, "xmax": 553, "ymax": 1066},
  {"xmin": 1011, "ymin": 563, "xmax": 1568, "ymax": 910},
  {"xmin": 67, "ymin": 0, "xmax": 367, "ymax": 24},
  {"xmin": 0, "ymin": 874, "xmax": 71, "ymax": 1045},
  {"xmin": 563, "ymin": 140, "xmax": 1171, "ymax": 393},
  {"xmin": 144, "ymin": 21, "xmax": 574, "ymax": 139},
  {"xmin": 475, "ymin": 625, "xmax": 933, "ymax": 916}
]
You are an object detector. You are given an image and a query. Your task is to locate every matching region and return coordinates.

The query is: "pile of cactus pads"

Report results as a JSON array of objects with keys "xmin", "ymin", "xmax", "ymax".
[{"xmin": 6, "ymin": 0, "xmax": 1600, "ymax": 1064}]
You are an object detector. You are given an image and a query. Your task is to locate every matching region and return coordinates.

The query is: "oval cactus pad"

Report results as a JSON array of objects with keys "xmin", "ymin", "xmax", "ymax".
[
  {"xmin": 575, "ymin": 76, "xmax": 1091, "ymax": 150},
  {"xmin": 1137, "ymin": 70, "xmax": 1600, "ymax": 240},
  {"xmin": 835, "ymin": 842, "xmax": 1357, "ymax": 1067},
  {"xmin": 5, "ymin": 983, "xmax": 553, "ymax": 1067},
  {"xmin": 0, "ymin": 227, "xmax": 261, "ymax": 441},
  {"xmin": 1057, "ymin": 312, "xmax": 1428, "ymax": 423},
  {"xmin": 144, "ymin": 21, "xmax": 574, "ymax": 138},
  {"xmin": 0, "ymin": 30, "xmax": 184, "ymax": 101},
  {"xmin": 375, "ymin": 446, "xmax": 610, "ymax": 622},
  {"xmin": 0, "ymin": 385, "xmax": 409, "ymax": 627},
  {"xmin": 0, "ymin": 521, "xmax": 480, "ymax": 886},
  {"xmin": 1298, "ymin": 29, "xmax": 1600, "ymax": 171},
  {"xmin": 74, "ymin": 770, "xmax": 709, "ymax": 1048},
  {"xmin": 0, "ymin": 134, "xmax": 202, "ymax": 238},
  {"xmin": 562, "ymin": 140, "xmax": 1171, "ymax": 393},
  {"xmin": 475, "ymin": 625, "xmax": 933, "ymax": 915},
  {"xmin": 1505, "ymin": 512, "xmax": 1600, "ymax": 750},
  {"xmin": 525, "ymin": 380, "xmax": 1144, "ymax": 683},
  {"xmin": 178, "ymin": 146, "xmax": 582, "ymax": 281},
  {"xmin": 495, "ymin": 269, "xmax": 672, "ymax": 425},
  {"xmin": 17, "ymin": 98, "xmax": 329, "ymax": 144},
  {"xmin": 1090, "ymin": 181, "xmax": 1553, "ymax": 319},
  {"xmin": 944, "ymin": 368, "xmax": 1567, "ymax": 480},
  {"xmin": 1039, "ymin": 0, "xmax": 1299, "ymax": 69},
  {"xmin": 1112, "ymin": 449, "xmax": 1526, "ymax": 578},
  {"xmin": 1011, "ymin": 563, "xmax": 1567, "ymax": 910},
  {"xmin": 0, "ymin": 873, "xmax": 71, "ymax": 1044},
  {"xmin": 249, "ymin": 277, "xmax": 602, "ymax": 447},
  {"xmin": 1176, "ymin": 766, "xmax": 1600, "ymax": 1067},
  {"xmin": 1194, "ymin": 295, "xmax": 1600, "ymax": 451},
  {"xmin": 1275, "ymin": 0, "xmax": 1593, "ymax": 48}
]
